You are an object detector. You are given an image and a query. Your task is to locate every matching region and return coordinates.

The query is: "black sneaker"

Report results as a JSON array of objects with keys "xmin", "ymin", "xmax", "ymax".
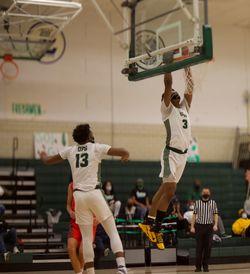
[
  {"xmin": 195, "ymin": 268, "xmax": 201, "ymax": 272},
  {"xmin": 203, "ymin": 269, "xmax": 209, "ymax": 272}
]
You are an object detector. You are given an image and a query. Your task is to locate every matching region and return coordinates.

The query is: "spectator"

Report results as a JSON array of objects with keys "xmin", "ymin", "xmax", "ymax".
[
  {"xmin": 232, "ymin": 209, "xmax": 250, "ymax": 237},
  {"xmin": 187, "ymin": 179, "xmax": 202, "ymax": 205},
  {"xmin": 171, "ymin": 199, "xmax": 190, "ymax": 233},
  {"xmin": 102, "ymin": 181, "xmax": 121, "ymax": 218},
  {"xmin": 244, "ymin": 170, "xmax": 250, "ymax": 216},
  {"xmin": 0, "ymin": 205, "xmax": 19, "ymax": 262},
  {"xmin": 184, "ymin": 201, "xmax": 195, "ymax": 225},
  {"xmin": 124, "ymin": 198, "xmax": 137, "ymax": 221},
  {"xmin": 94, "ymin": 224, "xmax": 110, "ymax": 259},
  {"xmin": 130, "ymin": 178, "xmax": 150, "ymax": 220}
]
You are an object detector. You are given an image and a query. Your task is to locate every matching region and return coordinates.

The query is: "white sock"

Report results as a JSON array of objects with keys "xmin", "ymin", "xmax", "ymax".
[
  {"xmin": 86, "ymin": 267, "xmax": 95, "ymax": 274},
  {"xmin": 148, "ymin": 215, "xmax": 156, "ymax": 220},
  {"xmin": 116, "ymin": 256, "xmax": 126, "ymax": 268}
]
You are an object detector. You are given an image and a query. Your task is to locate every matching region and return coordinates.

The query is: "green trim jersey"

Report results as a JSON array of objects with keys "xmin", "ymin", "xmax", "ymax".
[
  {"xmin": 161, "ymin": 99, "xmax": 191, "ymax": 151},
  {"xmin": 59, "ymin": 142, "xmax": 111, "ymax": 192}
]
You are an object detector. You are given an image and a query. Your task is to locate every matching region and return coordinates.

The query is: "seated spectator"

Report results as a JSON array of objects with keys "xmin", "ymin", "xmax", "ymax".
[
  {"xmin": 130, "ymin": 178, "xmax": 150, "ymax": 220},
  {"xmin": 0, "ymin": 205, "xmax": 19, "ymax": 262},
  {"xmin": 94, "ymin": 224, "xmax": 110, "ymax": 259},
  {"xmin": 232, "ymin": 209, "xmax": 250, "ymax": 237},
  {"xmin": 171, "ymin": 199, "xmax": 190, "ymax": 233},
  {"xmin": 184, "ymin": 201, "xmax": 195, "ymax": 226},
  {"xmin": 124, "ymin": 198, "xmax": 137, "ymax": 221},
  {"xmin": 244, "ymin": 170, "xmax": 250, "ymax": 216},
  {"xmin": 102, "ymin": 180, "xmax": 121, "ymax": 218}
]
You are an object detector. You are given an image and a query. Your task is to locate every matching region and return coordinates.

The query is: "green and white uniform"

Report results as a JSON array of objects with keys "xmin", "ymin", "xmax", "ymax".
[{"xmin": 159, "ymin": 99, "xmax": 191, "ymax": 183}]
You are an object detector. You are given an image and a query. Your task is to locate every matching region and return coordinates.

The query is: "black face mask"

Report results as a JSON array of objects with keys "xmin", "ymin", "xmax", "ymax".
[{"xmin": 202, "ymin": 194, "xmax": 210, "ymax": 200}]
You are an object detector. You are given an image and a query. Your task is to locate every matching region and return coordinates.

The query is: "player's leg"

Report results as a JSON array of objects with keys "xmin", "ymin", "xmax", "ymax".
[
  {"xmin": 101, "ymin": 216, "xmax": 127, "ymax": 274},
  {"xmin": 67, "ymin": 237, "xmax": 83, "ymax": 274},
  {"xmin": 73, "ymin": 191, "xmax": 95, "ymax": 274},
  {"xmin": 139, "ymin": 151, "xmax": 184, "ymax": 249},
  {"xmin": 68, "ymin": 222, "xmax": 84, "ymax": 274},
  {"xmin": 91, "ymin": 190, "xmax": 127, "ymax": 274},
  {"xmin": 79, "ymin": 242, "xmax": 84, "ymax": 272},
  {"xmin": 79, "ymin": 223, "xmax": 95, "ymax": 274}
]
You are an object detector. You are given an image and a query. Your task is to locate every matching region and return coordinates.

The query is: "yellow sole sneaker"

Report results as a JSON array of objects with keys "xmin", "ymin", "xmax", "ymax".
[
  {"xmin": 138, "ymin": 223, "xmax": 157, "ymax": 243},
  {"xmin": 155, "ymin": 232, "xmax": 165, "ymax": 250}
]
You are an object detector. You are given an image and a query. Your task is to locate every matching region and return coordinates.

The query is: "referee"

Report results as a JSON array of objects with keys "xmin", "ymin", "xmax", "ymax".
[{"xmin": 191, "ymin": 188, "xmax": 218, "ymax": 272}]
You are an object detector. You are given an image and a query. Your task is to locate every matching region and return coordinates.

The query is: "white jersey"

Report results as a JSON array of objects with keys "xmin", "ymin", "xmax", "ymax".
[
  {"xmin": 59, "ymin": 142, "xmax": 111, "ymax": 191},
  {"xmin": 161, "ymin": 99, "xmax": 191, "ymax": 151}
]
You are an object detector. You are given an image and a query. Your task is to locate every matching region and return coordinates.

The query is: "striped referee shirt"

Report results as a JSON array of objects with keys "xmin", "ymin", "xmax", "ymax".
[{"xmin": 194, "ymin": 199, "xmax": 218, "ymax": 224}]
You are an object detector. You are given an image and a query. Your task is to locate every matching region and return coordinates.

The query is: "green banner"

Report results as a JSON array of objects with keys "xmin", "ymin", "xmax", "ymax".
[{"xmin": 12, "ymin": 103, "xmax": 42, "ymax": 116}]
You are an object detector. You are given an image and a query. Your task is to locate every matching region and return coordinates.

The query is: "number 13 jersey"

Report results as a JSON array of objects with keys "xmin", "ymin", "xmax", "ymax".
[
  {"xmin": 60, "ymin": 143, "xmax": 111, "ymax": 191},
  {"xmin": 161, "ymin": 99, "xmax": 191, "ymax": 151}
]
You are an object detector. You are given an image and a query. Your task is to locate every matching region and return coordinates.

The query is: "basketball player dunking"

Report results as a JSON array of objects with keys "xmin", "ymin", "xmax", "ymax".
[
  {"xmin": 40, "ymin": 124, "xmax": 129, "ymax": 274},
  {"xmin": 139, "ymin": 67, "xmax": 193, "ymax": 249}
]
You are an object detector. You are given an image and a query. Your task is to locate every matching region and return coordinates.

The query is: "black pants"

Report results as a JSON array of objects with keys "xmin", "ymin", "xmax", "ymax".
[{"xmin": 195, "ymin": 223, "xmax": 213, "ymax": 270}]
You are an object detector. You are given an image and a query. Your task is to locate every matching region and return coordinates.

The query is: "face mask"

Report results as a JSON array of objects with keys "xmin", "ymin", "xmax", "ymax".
[
  {"xmin": 242, "ymin": 213, "xmax": 247, "ymax": 219},
  {"xmin": 202, "ymin": 194, "xmax": 210, "ymax": 200},
  {"xmin": 106, "ymin": 186, "xmax": 112, "ymax": 192},
  {"xmin": 189, "ymin": 205, "xmax": 194, "ymax": 211}
]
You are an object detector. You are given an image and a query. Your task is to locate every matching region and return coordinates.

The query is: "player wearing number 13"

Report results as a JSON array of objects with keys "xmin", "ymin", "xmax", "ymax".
[
  {"xmin": 139, "ymin": 68, "xmax": 193, "ymax": 250},
  {"xmin": 40, "ymin": 124, "xmax": 129, "ymax": 274}
]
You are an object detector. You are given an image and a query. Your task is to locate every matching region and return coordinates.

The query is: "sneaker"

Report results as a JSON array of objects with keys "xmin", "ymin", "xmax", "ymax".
[
  {"xmin": 116, "ymin": 265, "xmax": 127, "ymax": 274},
  {"xmin": 13, "ymin": 246, "xmax": 20, "ymax": 254},
  {"xmin": 138, "ymin": 223, "xmax": 157, "ymax": 243},
  {"xmin": 221, "ymin": 234, "xmax": 232, "ymax": 239},
  {"xmin": 104, "ymin": 248, "xmax": 110, "ymax": 257},
  {"xmin": 4, "ymin": 252, "xmax": 11, "ymax": 262},
  {"xmin": 155, "ymin": 232, "xmax": 165, "ymax": 250},
  {"xmin": 194, "ymin": 268, "xmax": 201, "ymax": 272}
]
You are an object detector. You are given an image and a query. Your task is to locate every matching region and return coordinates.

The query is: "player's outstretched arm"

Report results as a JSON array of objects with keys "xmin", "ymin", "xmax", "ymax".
[
  {"xmin": 163, "ymin": 73, "xmax": 172, "ymax": 107},
  {"xmin": 184, "ymin": 67, "xmax": 193, "ymax": 107},
  {"xmin": 107, "ymin": 148, "xmax": 129, "ymax": 161},
  {"xmin": 39, "ymin": 151, "xmax": 64, "ymax": 165}
]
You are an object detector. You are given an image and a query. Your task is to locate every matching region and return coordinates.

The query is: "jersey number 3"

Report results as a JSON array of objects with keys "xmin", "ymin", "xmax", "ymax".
[
  {"xmin": 76, "ymin": 153, "xmax": 89, "ymax": 168},
  {"xmin": 182, "ymin": 119, "xmax": 188, "ymax": 129}
]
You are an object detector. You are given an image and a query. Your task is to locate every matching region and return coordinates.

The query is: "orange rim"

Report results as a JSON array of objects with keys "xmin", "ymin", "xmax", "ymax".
[{"xmin": 0, "ymin": 55, "xmax": 19, "ymax": 80}]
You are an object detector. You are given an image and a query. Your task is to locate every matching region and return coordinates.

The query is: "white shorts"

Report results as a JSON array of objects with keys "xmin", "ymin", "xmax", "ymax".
[
  {"xmin": 159, "ymin": 147, "xmax": 187, "ymax": 183},
  {"xmin": 73, "ymin": 189, "xmax": 112, "ymax": 225}
]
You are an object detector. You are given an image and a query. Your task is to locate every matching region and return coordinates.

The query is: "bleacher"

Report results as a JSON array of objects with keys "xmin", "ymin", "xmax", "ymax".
[{"xmin": 0, "ymin": 159, "xmax": 249, "ymax": 269}]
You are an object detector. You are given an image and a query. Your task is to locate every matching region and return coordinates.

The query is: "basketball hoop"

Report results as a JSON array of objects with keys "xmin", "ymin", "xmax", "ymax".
[{"xmin": 0, "ymin": 55, "xmax": 19, "ymax": 80}]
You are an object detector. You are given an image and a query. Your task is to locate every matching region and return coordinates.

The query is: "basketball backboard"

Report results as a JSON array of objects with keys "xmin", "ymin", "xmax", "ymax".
[
  {"xmin": 0, "ymin": 0, "xmax": 82, "ymax": 60},
  {"xmin": 121, "ymin": 0, "xmax": 212, "ymax": 81}
]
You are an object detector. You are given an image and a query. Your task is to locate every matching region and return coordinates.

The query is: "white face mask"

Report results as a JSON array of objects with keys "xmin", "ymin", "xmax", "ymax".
[
  {"xmin": 242, "ymin": 213, "xmax": 248, "ymax": 219},
  {"xmin": 189, "ymin": 205, "xmax": 194, "ymax": 211},
  {"xmin": 106, "ymin": 186, "xmax": 112, "ymax": 192}
]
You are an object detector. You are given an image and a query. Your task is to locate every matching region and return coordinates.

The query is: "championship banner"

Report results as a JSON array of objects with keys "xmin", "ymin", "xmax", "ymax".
[
  {"xmin": 187, "ymin": 137, "xmax": 200, "ymax": 163},
  {"xmin": 34, "ymin": 132, "xmax": 68, "ymax": 159}
]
